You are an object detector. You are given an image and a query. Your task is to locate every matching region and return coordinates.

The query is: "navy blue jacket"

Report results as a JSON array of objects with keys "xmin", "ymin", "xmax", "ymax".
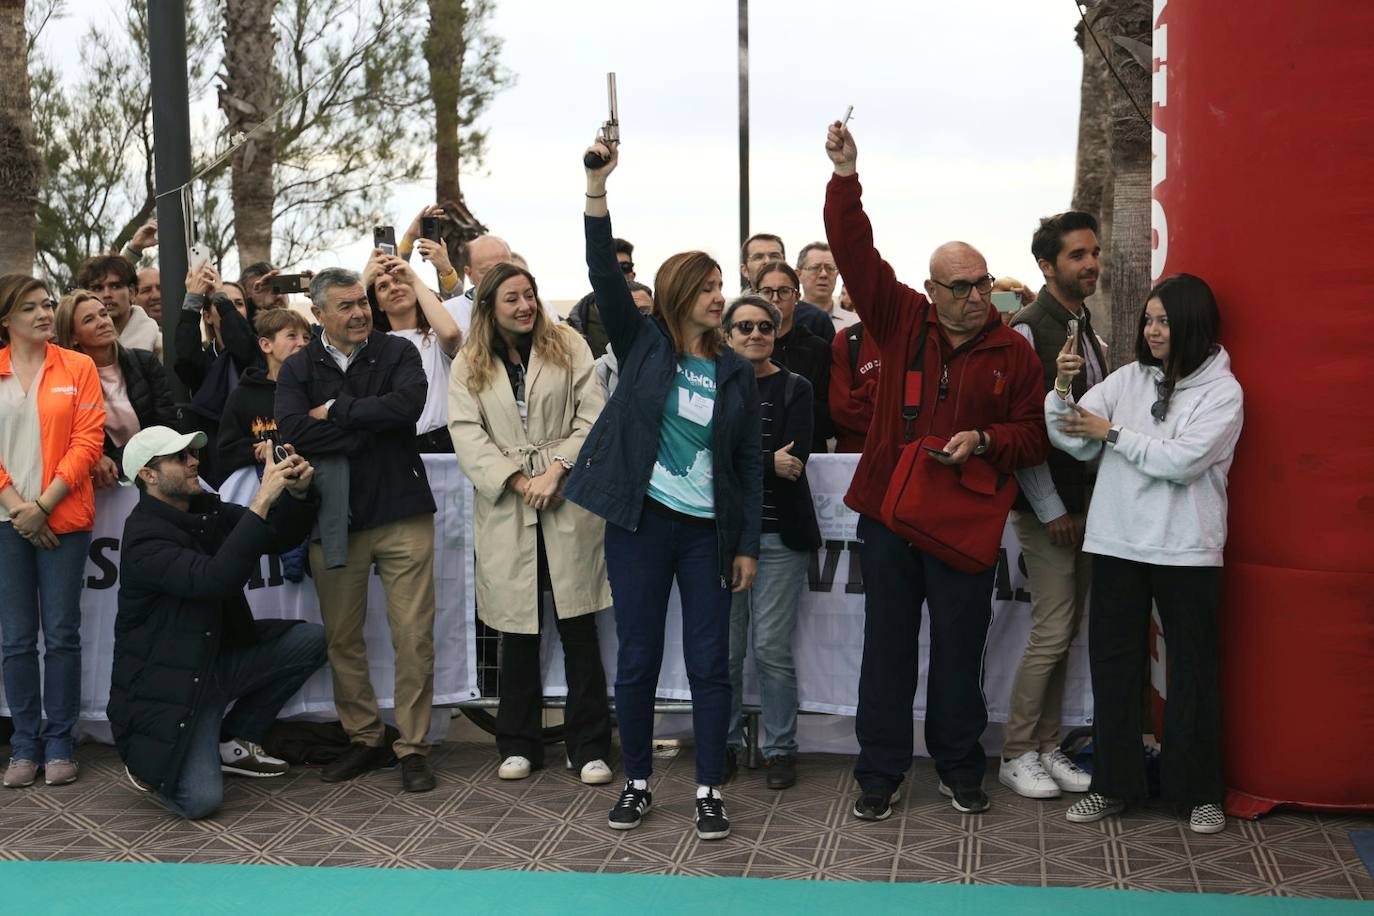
[
  {"xmin": 275, "ymin": 331, "xmax": 435, "ymax": 532},
  {"xmin": 109, "ymin": 490, "xmax": 318, "ymax": 792},
  {"xmin": 564, "ymin": 214, "xmax": 762, "ymax": 581}
]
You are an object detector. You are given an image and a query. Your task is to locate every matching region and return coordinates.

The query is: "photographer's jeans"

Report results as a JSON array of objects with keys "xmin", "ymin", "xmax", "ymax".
[
  {"xmin": 727, "ymin": 533, "xmax": 805, "ymax": 758},
  {"xmin": 0, "ymin": 524, "xmax": 90, "ymax": 764},
  {"xmin": 160, "ymin": 621, "xmax": 327, "ymax": 819}
]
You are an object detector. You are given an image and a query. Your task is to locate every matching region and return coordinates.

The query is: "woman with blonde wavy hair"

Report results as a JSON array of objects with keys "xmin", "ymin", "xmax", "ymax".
[{"xmin": 446, "ymin": 261, "xmax": 615, "ymax": 786}]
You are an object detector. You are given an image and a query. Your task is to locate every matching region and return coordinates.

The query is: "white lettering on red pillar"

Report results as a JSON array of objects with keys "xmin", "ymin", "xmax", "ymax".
[{"xmin": 1151, "ymin": 0, "xmax": 1169, "ymax": 282}]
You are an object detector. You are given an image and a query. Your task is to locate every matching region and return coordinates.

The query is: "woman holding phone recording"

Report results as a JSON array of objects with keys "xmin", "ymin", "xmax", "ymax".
[
  {"xmin": 0, "ymin": 275, "xmax": 106, "ymax": 788},
  {"xmin": 1046, "ymin": 273, "xmax": 1242, "ymax": 834},
  {"xmin": 564, "ymin": 136, "xmax": 762, "ymax": 841},
  {"xmin": 447, "ymin": 261, "xmax": 614, "ymax": 786}
]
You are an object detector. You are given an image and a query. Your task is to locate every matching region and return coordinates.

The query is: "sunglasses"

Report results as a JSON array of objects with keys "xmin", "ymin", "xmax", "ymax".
[
  {"xmin": 731, "ymin": 319, "xmax": 775, "ymax": 335},
  {"xmin": 618, "ymin": 261, "xmax": 635, "ymax": 274},
  {"xmin": 1150, "ymin": 381, "xmax": 1169, "ymax": 422},
  {"xmin": 152, "ymin": 448, "xmax": 199, "ymax": 468}
]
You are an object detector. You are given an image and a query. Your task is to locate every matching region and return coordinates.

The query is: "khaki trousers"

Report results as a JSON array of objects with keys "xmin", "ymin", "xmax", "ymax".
[
  {"xmin": 1004, "ymin": 509, "xmax": 1091, "ymax": 757},
  {"xmin": 309, "ymin": 513, "xmax": 437, "ymax": 757}
]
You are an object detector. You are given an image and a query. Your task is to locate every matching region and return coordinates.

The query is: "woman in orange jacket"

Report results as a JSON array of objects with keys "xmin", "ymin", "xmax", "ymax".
[{"xmin": 0, "ymin": 274, "xmax": 106, "ymax": 789}]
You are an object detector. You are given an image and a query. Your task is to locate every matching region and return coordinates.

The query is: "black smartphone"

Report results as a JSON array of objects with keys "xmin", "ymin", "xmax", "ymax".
[
  {"xmin": 419, "ymin": 215, "xmax": 441, "ymax": 242},
  {"xmin": 923, "ymin": 445, "xmax": 952, "ymax": 458},
  {"xmin": 269, "ymin": 273, "xmax": 307, "ymax": 294},
  {"xmin": 373, "ymin": 225, "xmax": 397, "ymax": 256}
]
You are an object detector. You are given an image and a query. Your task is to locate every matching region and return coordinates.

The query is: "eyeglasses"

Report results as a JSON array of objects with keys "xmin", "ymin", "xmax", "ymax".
[
  {"xmin": 757, "ymin": 286, "xmax": 797, "ymax": 300},
  {"xmin": 800, "ymin": 263, "xmax": 838, "ymax": 275},
  {"xmin": 1151, "ymin": 381, "xmax": 1169, "ymax": 422},
  {"xmin": 731, "ymin": 319, "xmax": 775, "ymax": 335},
  {"xmin": 151, "ymin": 448, "xmax": 199, "ymax": 468},
  {"xmin": 618, "ymin": 261, "xmax": 635, "ymax": 274},
  {"xmin": 930, "ymin": 274, "xmax": 995, "ymax": 301}
]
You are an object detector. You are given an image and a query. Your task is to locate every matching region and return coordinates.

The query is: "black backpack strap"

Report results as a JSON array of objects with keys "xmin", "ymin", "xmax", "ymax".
[
  {"xmin": 847, "ymin": 324, "xmax": 864, "ymax": 375},
  {"xmin": 783, "ymin": 368, "xmax": 801, "ymax": 408}
]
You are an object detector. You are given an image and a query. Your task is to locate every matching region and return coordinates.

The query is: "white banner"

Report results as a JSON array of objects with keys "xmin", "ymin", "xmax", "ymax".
[
  {"xmin": 3, "ymin": 454, "xmax": 1089, "ymax": 744},
  {"xmin": 0, "ymin": 456, "xmax": 478, "ymax": 722},
  {"xmin": 538, "ymin": 454, "xmax": 1093, "ymax": 727}
]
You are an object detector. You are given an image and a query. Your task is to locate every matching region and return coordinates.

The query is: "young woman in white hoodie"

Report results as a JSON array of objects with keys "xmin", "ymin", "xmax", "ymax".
[{"xmin": 1046, "ymin": 273, "xmax": 1243, "ymax": 835}]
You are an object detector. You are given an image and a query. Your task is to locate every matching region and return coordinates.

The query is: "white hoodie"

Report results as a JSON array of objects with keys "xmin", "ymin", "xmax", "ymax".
[
  {"xmin": 1046, "ymin": 347, "xmax": 1243, "ymax": 566},
  {"xmin": 119, "ymin": 304, "xmax": 163, "ymax": 360}
]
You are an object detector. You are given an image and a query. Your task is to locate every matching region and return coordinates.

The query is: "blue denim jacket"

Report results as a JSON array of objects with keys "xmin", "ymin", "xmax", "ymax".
[{"xmin": 564, "ymin": 214, "xmax": 762, "ymax": 583}]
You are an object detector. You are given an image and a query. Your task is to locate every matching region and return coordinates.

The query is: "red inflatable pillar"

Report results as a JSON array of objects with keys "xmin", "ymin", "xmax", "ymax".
[{"xmin": 1152, "ymin": 1, "xmax": 1374, "ymax": 815}]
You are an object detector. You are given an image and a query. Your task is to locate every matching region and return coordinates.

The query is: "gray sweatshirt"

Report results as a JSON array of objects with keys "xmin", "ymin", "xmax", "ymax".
[{"xmin": 1046, "ymin": 347, "xmax": 1243, "ymax": 566}]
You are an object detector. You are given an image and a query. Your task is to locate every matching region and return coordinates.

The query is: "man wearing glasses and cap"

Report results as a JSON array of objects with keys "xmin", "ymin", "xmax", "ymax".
[
  {"xmin": 821, "ymin": 120, "xmax": 1048, "ymax": 822},
  {"xmin": 108, "ymin": 426, "xmax": 327, "ymax": 819}
]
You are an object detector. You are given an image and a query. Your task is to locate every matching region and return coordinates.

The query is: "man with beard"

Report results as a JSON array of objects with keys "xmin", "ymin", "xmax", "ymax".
[
  {"xmin": 76, "ymin": 256, "xmax": 163, "ymax": 360},
  {"xmin": 998, "ymin": 211, "xmax": 1106, "ymax": 800}
]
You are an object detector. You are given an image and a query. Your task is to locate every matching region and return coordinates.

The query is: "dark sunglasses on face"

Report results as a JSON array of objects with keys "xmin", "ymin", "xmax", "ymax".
[
  {"xmin": 732, "ymin": 319, "xmax": 775, "ymax": 335},
  {"xmin": 152, "ymin": 448, "xmax": 199, "ymax": 468},
  {"xmin": 618, "ymin": 261, "xmax": 635, "ymax": 274}
]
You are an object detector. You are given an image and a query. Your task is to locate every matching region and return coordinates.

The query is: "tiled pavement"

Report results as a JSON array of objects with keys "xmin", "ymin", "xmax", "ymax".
[{"xmin": 0, "ymin": 731, "xmax": 1369, "ymax": 899}]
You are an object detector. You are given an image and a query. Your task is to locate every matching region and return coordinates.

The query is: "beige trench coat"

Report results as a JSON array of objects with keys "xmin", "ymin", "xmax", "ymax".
[{"xmin": 447, "ymin": 331, "xmax": 612, "ymax": 634}]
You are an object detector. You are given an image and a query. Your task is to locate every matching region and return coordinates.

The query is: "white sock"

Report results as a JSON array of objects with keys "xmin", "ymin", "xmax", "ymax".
[
  {"xmin": 696, "ymin": 784, "xmax": 719, "ymax": 799},
  {"xmin": 630, "ymin": 778, "xmax": 648, "ymax": 791}
]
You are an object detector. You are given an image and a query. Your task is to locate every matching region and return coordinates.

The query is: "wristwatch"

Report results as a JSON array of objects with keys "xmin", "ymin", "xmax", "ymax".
[
  {"xmin": 973, "ymin": 430, "xmax": 988, "ymax": 455},
  {"xmin": 1105, "ymin": 425, "xmax": 1122, "ymax": 445},
  {"xmin": 552, "ymin": 455, "xmax": 576, "ymax": 471}
]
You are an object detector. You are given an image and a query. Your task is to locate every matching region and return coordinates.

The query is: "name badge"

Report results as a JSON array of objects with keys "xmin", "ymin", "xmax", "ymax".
[{"xmin": 678, "ymin": 389, "xmax": 714, "ymax": 427}]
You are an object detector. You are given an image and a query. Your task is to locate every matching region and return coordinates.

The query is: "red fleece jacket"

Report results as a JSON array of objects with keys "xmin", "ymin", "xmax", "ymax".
[{"xmin": 823, "ymin": 172, "xmax": 1049, "ymax": 522}]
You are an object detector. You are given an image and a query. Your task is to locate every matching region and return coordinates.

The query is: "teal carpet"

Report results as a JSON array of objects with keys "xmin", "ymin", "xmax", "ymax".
[{"xmin": 2, "ymin": 861, "xmax": 1365, "ymax": 914}]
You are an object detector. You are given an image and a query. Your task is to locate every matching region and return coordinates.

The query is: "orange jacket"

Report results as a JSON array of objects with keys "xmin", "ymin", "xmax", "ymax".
[{"xmin": 0, "ymin": 344, "xmax": 106, "ymax": 534}]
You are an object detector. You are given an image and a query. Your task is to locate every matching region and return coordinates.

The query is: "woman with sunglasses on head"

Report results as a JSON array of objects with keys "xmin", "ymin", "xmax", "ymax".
[
  {"xmin": 721, "ymin": 296, "xmax": 820, "ymax": 790},
  {"xmin": 753, "ymin": 262, "xmax": 832, "ymax": 454},
  {"xmin": 0, "ymin": 275, "xmax": 106, "ymax": 788},
  {"xmin": 565, "ymin": 136, "xmax": 762, "ymax": 841},
  {"xmin": 447, "ymin": 261, "xmax": 614, "ymax": 787},
  {"xmin": 56, "ymin": 290, "xmax": 178, "ymax": 488},
  {"xmin": 1047, "ymin": 273, "xmax": 1243, "ymax": 834}
]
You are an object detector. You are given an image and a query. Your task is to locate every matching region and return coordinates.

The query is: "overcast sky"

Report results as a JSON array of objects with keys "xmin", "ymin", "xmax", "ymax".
[{"xmin": 52, "ymin": 0, "xmax": 1086, "ymax": 300}]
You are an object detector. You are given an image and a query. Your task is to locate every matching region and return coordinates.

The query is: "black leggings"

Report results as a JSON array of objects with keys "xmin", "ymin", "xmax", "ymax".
[{"xmin": 1088, "ymin": 554, "xmax": 1224, "ymax": 805}]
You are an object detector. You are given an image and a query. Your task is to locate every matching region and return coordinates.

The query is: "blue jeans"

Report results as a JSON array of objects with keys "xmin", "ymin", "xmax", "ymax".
[
  {"xmin": 728, "ymin": 533, "xmax": 805, "ymax": 757},
  {"xmin": 605, "ymin": 509, "xmax": 732, "ymax": 786},
  {"xmin": 0, "ymin": 524, "xmax": 90, "ymax": 763},
  {"xmin": 160, "ymin": 621, "xmax": 327, "ymax": 819}
]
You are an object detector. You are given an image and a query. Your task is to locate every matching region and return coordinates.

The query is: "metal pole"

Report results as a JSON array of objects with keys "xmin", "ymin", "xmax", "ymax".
[
  {"xmin": 738, "ymin": 0, "xmax": 750, "ymax": 291},
  {"xmin": 147, "ymin": 0, "xmax": 193, "ymax": 403}
]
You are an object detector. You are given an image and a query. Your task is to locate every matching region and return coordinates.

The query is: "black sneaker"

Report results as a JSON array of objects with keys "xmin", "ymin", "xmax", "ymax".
[
  {"xmin": 764, "ymin": 754, "xmax": 796, "ymax": 789},
  {"xmin": 320, "ymin": 742, "xmax": 394, "ymax": 783},
  {"xmin": 852, "ymin": 785, "xmax": 900, "ymax": 821},
  {"xmin": 399, "ymin": 754, "xmax": 436, "ymax": 793},
  {"xmin": 695, "ymin": 789, "xmax": 731, "ymax": 840},
  {"xmin": 608, "ymin": 781, "xmax": 652, "ymax": 830},
  {"xmin": 723, "ymin": 746, "xmax": 739, "ymax": 784},
  {"xmin": 938, "ymin": 781, "xmax": 991, "ymax": 813}
]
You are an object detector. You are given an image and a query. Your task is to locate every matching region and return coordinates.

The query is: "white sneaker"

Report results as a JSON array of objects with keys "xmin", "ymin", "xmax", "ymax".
[
  {"xmin": 579, "ymin": 759, "xmax": 613, "ymax": 785},
  {"xmin": 498, "ymin": 755, "xmax": 532, "ymax": 780},
  {"xmin": 1189, "ymin": 803, "xmax": 1226, "ymax": 834},
  {"xmin": 998, "ymin": 750, "xmax": 1061, "ymax": 799},
  {"xmin": 1040, "ymin": 748, "xmax": 1092, "ymax": 793},
  {"xmin": 219, "ymin": 738, "xmax": 288, "ymax": 777}
]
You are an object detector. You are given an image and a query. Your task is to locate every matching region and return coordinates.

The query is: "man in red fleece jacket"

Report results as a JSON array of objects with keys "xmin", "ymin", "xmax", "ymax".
[{"xmin": 822, "ymin": 120, "xmax": 1048, "ymax": 821}]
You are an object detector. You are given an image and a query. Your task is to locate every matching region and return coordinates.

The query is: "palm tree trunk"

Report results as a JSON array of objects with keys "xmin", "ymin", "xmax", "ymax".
[
  {"xmin": 0, "ymin": 0, "xmax": 39, "ymax": 275},
  {"xmin": 1072, "ymin": 15, "xmax": 1115, "ymax": 356},
  {"xmin": 426, "ymin": 0, "xmax": 466, "ymax": 205},
  {"xmin": 219, "ymin": 0, "xmax": 278, "ymax": 267},
  {"xmin": 1101, "ymin": 0, "xmax": 1153, "ymax": 367}
]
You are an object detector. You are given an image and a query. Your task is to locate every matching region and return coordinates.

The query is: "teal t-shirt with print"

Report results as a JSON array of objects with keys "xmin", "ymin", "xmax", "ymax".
[{"xmin": 647, "ymin": 355, "xmax": 716, "ymax": 518}]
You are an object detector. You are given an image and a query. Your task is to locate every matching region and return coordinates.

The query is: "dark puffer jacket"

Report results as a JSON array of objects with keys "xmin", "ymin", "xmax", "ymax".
[
  {"xmin": 103, "ymin": 345, "xmax": 179, "ymax": 470},
  {"xmin": 108, "ymin": 490, "xmax": 318, "ymax": 792}
]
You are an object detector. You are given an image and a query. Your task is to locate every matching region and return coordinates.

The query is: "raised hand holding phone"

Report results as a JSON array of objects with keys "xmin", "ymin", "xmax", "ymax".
[{"xmin": 1055, "ymin": 325, "xmax": 1083, "ymax": 394}]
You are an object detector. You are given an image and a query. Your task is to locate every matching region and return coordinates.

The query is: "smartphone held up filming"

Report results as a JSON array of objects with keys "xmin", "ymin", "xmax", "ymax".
[{"xmin": 373, "ymin": 225, "xmax": 397, "ymax": 256}]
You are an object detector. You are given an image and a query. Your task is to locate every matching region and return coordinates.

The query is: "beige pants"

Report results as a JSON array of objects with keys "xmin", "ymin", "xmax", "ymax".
[
  {"xmin": 1003, "ymin": 509, "xmax": 1092, "ymax": 757},
  {"xmin": 309, "ymin": 513, "xmax": 437, "ymax": 758}
]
